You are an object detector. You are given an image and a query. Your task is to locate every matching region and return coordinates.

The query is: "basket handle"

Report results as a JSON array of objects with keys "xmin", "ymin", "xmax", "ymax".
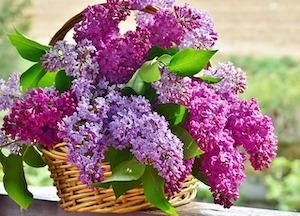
[{"xmin": 49, "ymin": 3, "xmax": 158, "ymax": 46}]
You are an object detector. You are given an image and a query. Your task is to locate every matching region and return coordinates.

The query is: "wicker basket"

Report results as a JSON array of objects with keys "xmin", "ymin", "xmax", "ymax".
[
  {"xmin": 42, "ymin": 143, "xmax": 199, "ymax": 213},
  {"xmin": 42, "ymin": 3, "xmax": 199, "ymax": 214}
]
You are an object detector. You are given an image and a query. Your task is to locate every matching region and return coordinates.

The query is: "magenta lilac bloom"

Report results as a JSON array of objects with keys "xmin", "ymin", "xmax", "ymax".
[
  {"xmin": 153, "ymin": 67, "xmax": 277, "ymax": 207},
  {"xmin": 3, "ymin": 88, "xmax": 76, "ymax": 147},
  {"xmin": 175, "ymin": 4, "xmax": 218, "ymax": 49},
  {"xmin": 226, "ymin": 98, "xmax": 278, "ymax": 170},
  {"xmin": 200, "ymin": 132, "xmax": 246, "ymax": 208}
]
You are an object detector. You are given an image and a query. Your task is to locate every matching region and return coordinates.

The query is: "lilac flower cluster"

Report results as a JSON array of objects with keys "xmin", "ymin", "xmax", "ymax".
[
  {"xmin": 3, "ymin": 87, "xmax": 76, "ymax": 147},
  {"xmin": 0, "ymin": 72, "xmax": 22, "ymax": 111},
  {"xmin": 226, "ymin": 98, "xmax": 277, "ymax": 171},
  {"xmin": 63, "ymin": 0, "xmax": 217, "ymax": 84},
  {"xmin": 152, "ymin": 65, "xmax": 277, "ymax": 207},
  {"xmin": 175, "ymin": 4, "xmax": 218, "ymax": 50},
  {"xmin": 202, "ymin": 62, "xmax": 247, "ymax": 100},
  {"xmin": 42, "ymin": 39, "xmax": 99, "ymax": 80},
  {"xmin": 58, "ymin": 77, "xmax": 188, "ymax": 196},
  {"xmin": 130, "ymin": 0, "xmax": 176, "ymax": 10}
]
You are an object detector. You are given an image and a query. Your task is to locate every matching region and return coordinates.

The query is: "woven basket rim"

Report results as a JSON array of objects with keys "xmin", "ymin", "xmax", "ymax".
[{"xmin": 42, "ymin": 142, "xmax": 199, "ymax": 213}]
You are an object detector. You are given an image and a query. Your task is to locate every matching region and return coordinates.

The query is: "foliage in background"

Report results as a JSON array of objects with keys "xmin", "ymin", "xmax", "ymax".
[
  {"xmin": 265, "ymin": 157, "xmax": 300, "ymax": 211},
  {"xmin": 229, "ymin": 55, "xmax": 300, "ymax": 212},
  {"xmin": 229, "ymin": 55, "xmax": 300, "ymax": 145},
  {"xmin": 0, "ymin": 0, "xmax": 31, "ymax": 80}
]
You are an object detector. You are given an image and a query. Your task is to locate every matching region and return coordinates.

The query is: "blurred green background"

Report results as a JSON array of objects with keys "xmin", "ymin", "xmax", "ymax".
[{"xmin": 0, "ymin": 0, "xmax": 299, "ymax": 212}]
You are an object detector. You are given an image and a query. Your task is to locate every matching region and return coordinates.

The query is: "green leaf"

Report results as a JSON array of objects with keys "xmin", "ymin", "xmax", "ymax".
[
  {"xmin": 101, "ymin": 158, "xmax": 145, "ymax": 183},
  {"xmin": 171, "ymin": 126, "xmax": 203, "ymax": 159},
  {"xmin": 104, "ymin": 147, "xmax": 133, "ymax": 171},
  {"xmin": 123, "ymin": 71, "xmax": 147, "ymax": 96},
  {"xmin": 22, "ymin": 145, "xmax": 46, "ymax": 167},
  {"xmin": 158, "ymin": 54, "xmax": 172, "ymax": 65},
  {"xmin": 0, "ymin": 150, "xmax": 7, "ymax": 172},
  {"xmin": 7, "ymin": 32, "xmax": 49, "ymax": 62},
  {"xmin": 143, "ymin": 84, "xmax": 158, "ymax": 104},
  {"xmin": 90, "ymin": 181, "xmax": 111, "ymax": 189},
  {"xmin": 168, "ymin": 48, "xmax": 217, "ymax": 76},
  {"xmin": 3, "ymin": 154, "xmax": 33, "ymax": 209},
  {"xmin": 192, "ymin": 155, "xmax": 209, "ymax": 186},
  {"xmin": 112, "ymin": 179, "xmax": 142, "ymax": 200},
  {"xmin": 138, "ymin": 60, "xmax": 161, "ymax": 83},
  {"xmin": 142, "ymin": 166, "xmax": 178, "ymax": 216},
  {"xmin": 146, "ymin": 45, "xmax": 179, "ymax": 60},
  {"xmin": 91, "ymin": 179, "xmax": 142, "ymax": 201},
  {"xmin": 194, "ymin": 72, "xmax": 223, "ymax": 84},
  {"xmin": 55, "ymin": 70, "xmax": 73, "ymax": 93},
  {"xmin": 20, "ymin": 63, "xmax": 46, "ymax": 92},
  {"xmin": 154, "ymin": 103, "xmax": 189, "ymax": 126},
  {"xmin": 38, "ymin": 71, "xmax": 58, "ymax": 88}
]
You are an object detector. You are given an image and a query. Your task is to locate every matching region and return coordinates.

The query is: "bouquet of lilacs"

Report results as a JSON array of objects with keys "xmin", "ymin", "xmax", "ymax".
[{"xmin": 0, "ymin": 0, "xmax": 277, "ymax": 215}]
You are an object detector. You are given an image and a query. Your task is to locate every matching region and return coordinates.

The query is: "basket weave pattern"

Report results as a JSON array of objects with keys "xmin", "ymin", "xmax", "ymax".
[{"xmin": 42, "ymin": 143, "xmax": 199, "ymax": 213}]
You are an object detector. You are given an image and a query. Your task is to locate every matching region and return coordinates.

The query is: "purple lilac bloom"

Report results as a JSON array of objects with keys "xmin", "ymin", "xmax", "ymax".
[
  {"xmin": 202, "ymin": 62, "xmax": 247, "ymax": 99},
  {"xmin": 0, "ymin": 130, "xmax": 4, "ymax": 146},
  {"xmin": 0, "ymin": 72, "xmax": 22, "ymax": 111},
  {"xmin": 3, "ymin": 87, "xmax": 76, "ymax": 147},
  {"xmin": 226, "ymin": 98, "xmax": 278, "ymax": 170},
  {"xmin": 184, "ymin": 83, "xmax": 230, "ymax": 152},
  {"xmin": 74, "ymin": 1, "xmax": 130, "ymax": 45},
  {"xmin": 58, "ymin": 77, "xmax": 187, "ymax": 195},
  {"xmin": 41, "ymin": 39, "xmax": 99, "ymax": 80},
  {"xmin": 152, "ymin": 68, "xmax": 195, "ymax": 105},
  {"xmin": 200, "ymin": 132, "xmax": 246, "ymax": 208},
  {"xmin": 130, "ymin": 0, "xmax": 175, "ymax": 10},
  {"xmin": 147, "ymin": 9, "xmax": 185, "ymax": 48},
  {"xmin": 175, "ymin": 4, "xmax": 218, "ymax": 50}
]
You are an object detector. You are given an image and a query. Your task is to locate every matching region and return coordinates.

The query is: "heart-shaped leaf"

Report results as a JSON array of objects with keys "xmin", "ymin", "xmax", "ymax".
[
  {"xmin": 38, "ymin": 71, "xmax": 58, "ymax": 88},
  {"xmin": 104, "ymin": 147, "xmax": 133, "ymax": 171},
  {"xmin": 100, "ymin": 158, "xmax": 145, "ymax": 183},
  {"xmin": 7, "ymin": 31, "xmax": 49, "ymax": 62},
  {"xmin": 154, "ymin": 103, "xmax": 189, "ymax": 126},
  {"xmin": 3, "ymin": 154, "xmax": 33, "ymax": 209},
  {"xmin": 123, "ymin": 70, "xmax": 147, "ymax": 96},
  {"xmin": 20, "ymin": 63, "xmax": 46, "ymax": 92},
  {"xmin": 22, "ymin": 145, "xmax": 46, "ymax": 167},
  {"xmin": 55, "ymin": 70, "xmax": 73, "ymax": 93},
  {"xmin": 171, "ymin": 126, "xmax": 203, "ymax": 159},
  {"xmin": 168, "ymin": 48, "xmax": 217, "ymax": 76},
  {"xmin": 138, "ymin": 60, "xmax": 161, "ymax": 83},
  {"xmin": 192, "ymin": 155, "xmax": 209, "ymax": 186},
  {"xmin": 146, "ymin": 45, "xmax": 179, "ymax": 60},
  {"xmin": 142, "ymin": 166, "xmax": 178, "ymax": 216}
]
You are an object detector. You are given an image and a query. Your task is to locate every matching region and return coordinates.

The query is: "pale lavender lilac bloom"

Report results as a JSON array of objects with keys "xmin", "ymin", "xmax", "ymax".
[
  {"xmin": 202, "ymin": 62, "xmax": 247, "ymax": 99},
  {"xmin": 0, "ymin": 72, "xmax": 22, "ymax": 111}
]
